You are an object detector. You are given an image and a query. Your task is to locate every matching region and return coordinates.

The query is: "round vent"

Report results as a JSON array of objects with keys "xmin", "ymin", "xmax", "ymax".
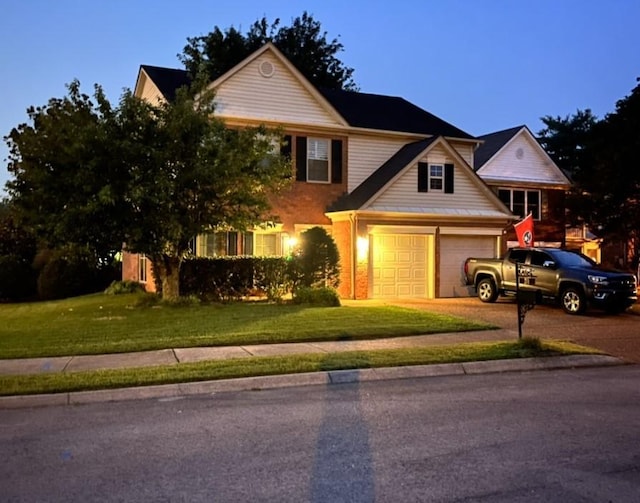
[
  {"xmin": 515, "ymin": 147, "xmax": 524, "ymax": 160},
  {"xmin": 259, "ymin": 60, "xmax": 275, "ymax": 78}
]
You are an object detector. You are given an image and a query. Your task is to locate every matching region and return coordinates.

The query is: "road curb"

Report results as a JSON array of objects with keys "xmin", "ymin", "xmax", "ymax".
[{"xmin": 0, "ymin": 355, "xmax": 625, "ymax": 409}]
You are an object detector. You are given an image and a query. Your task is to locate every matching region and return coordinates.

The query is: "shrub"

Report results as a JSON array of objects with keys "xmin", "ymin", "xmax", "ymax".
[
  {"xmin": 104, "ymin": 280, "xmax": 145, "ymax": 295},
  {"xmin": 292, "ymin": 227, "xmax": 340, "ymax": 289},
  {"xmin": 292, "ymin": 286, "xmax": 341, "ymax": 307},
  {"xmin": 253, "ymin": 257, "xmax": 293, "ymax": 302},
  {"xmin": 37, "ymin": 251, "xmax": 96, "ymax": 300},
  {"xmin": 0, "ymin": 255, "xmax": 37, "ymax": 301},
  {"xmin": 180, "ymin": 257, "xmax": 254, "ymax": 301},
  {"xmin": 36, "ymin": 247, "xmax": 119, "ymax": 300}
]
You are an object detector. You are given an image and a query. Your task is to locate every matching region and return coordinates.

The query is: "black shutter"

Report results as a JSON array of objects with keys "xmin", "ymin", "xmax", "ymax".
[
  {"xmin": 296, "ymin": 136, "xmax": 307, "ymax": 181},
  {"xmin": 331, "ymin": 139, "xmax": 343, "ymax": 184},
  {"xmin": 281, "ymin": 135, "xmax": 292, "ymax": 158},
  {"xmin": 418, "ymin": 162, "xmax": 429, "ymax": 192},
  {"xmin": 444, "ymin": 163, "xmax": 454, "ymax": 193}
]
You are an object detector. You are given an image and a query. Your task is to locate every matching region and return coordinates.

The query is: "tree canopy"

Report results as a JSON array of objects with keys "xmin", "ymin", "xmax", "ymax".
[
  {"xmin": 538, "ymin": 79, "xmax": 640, "ymax": 246},
  {"xmin": 179, "ymin": 12, "xmax": 358, "ymax": 91},
  {"xmin": 5, "ymin": 79, "xmax": 292, "ymax": 299}
]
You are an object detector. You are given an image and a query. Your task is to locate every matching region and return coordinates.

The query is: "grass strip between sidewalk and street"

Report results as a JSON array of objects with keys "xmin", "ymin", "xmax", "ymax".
[{"xmin": 0, "ymin": 340, "xmax": 600, "ymax": 396}]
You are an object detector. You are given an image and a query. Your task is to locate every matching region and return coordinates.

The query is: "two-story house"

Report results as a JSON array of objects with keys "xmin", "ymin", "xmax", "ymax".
[
  {"xmin": 473, "ymin": 125, "xmax": 572, "ymax": 247},
  {"xmin": 122, "ymin": 43, "xmax": 514, "ymax": 299}
]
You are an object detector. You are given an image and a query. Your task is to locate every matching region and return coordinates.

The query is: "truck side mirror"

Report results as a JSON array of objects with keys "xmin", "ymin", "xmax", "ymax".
[{"xmin": 543, "ymin": 260, "xmax": 556, "ymax": 269}]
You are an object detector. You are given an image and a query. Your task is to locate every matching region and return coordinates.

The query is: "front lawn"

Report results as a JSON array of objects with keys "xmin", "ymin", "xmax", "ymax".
[{"xmin": 0, "ymin": 293, "xmax": 496, "ymax": 359}]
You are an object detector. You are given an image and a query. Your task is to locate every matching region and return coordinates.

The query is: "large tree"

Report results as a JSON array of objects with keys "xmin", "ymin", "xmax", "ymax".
[
  {"xmin": 538, "ymin": 109, "xmax": 598, "ymax": 179},
  {"xmin": 5, "ymin": 79, "xmax": 291, "ymax": 300},
  {"xmin": 582, "ymin": 79, "xmax": 640, "ymax": 241},
  {"xmin": 179, "ymin": 12, "xmax": 358, "ymax": 91},
  {"xmin": 537, "ymin": 79, "xmax": 640, "ymax": 252}
]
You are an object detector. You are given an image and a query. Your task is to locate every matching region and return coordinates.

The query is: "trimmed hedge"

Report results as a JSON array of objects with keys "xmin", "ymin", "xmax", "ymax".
[{"xmin": 179, "ymin": 256, "xmax": 294, "ymax": 302}]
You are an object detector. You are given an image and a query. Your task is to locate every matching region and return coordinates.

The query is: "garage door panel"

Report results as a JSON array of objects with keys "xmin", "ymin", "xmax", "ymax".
[
  {"xmin": 372, "ymin": 234, "xmax": 429, "ymax": 299},
  {"xmin": 439, "ymin": 236, "xmax": 495, "ymax": 298}
]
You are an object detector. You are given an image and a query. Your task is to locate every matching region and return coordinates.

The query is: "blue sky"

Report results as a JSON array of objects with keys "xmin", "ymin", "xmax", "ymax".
[{"xmin": 1, "ymin": 0, "xmax": 639, "ymax": 192}]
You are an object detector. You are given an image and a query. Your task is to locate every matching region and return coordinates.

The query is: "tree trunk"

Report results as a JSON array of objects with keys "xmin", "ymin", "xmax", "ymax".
[{"xmin": 151, "ymin": 253, "xmax": 182, "ymax": 301}]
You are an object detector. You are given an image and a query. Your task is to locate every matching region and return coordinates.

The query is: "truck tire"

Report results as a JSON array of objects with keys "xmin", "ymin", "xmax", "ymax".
[
  {"xmin": 560, "ymin": 286, "xmax": 586, "ymax": 315},
  {"xmin": 477, "ymin": 278, "xmax": 498, "ymax": 303}
]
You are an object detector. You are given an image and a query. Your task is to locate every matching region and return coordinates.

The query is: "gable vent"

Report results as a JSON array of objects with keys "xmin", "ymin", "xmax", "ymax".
[{"xmin": 259, "ymin": 60, "xmax": 275, "ymax": 78}]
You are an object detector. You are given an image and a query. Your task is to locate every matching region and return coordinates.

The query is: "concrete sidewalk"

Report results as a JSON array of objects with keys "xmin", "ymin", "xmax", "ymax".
[
  {"xmin": 0, "ymin": 328, "xmax": 518, "ymax": 376},
  {"xmin": 0, "ymin": 328, "xmax": 625, "ymax": 409}
]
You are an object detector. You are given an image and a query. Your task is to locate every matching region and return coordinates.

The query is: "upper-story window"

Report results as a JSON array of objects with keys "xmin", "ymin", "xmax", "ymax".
[
  {"xmin": 498, "ymin": 188, "xmax": 541, "ymax": 220},
  {"xmin": 291, "ymin": 135, "xmax": 343, "ymax": 184},
  {"xmin": 307, "ymin": 138, "xmax": 330, "ymax": 183},
  {"xmin": 417, "ymin": 162, "xmax": 455, "ymax": 193},
  {"xmin": 429, "ymin": 164, "xmax": 444, "ymax": 191}
]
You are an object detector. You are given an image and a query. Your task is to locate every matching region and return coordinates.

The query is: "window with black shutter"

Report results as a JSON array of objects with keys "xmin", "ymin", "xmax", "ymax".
[{"xmin": 418, "ymin": 162, "xmax": 429, "ymax": 192}]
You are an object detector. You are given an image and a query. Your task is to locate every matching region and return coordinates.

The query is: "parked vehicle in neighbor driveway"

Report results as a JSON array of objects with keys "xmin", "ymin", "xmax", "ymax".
[{"xmin": 464, "ymin": 247, "xmax": 638, "ymax": 315}]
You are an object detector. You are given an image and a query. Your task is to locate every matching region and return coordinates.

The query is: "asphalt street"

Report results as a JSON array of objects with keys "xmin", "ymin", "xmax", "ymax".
[{"xmin": 1, "ymin": 365, "xmax": 639, "ymax": 502}]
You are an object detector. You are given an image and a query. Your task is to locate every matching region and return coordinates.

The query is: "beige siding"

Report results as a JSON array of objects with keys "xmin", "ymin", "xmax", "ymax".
[
  {"xmin": 449, "ymin": 141, "xmax": 474, "ymax": 167},
  {"xmin": 366, "ymin": 145, "xmax": 500, "ymax": 213},
  {"xmin": 477, "ymin": 132, "xmax": 570, "ymax": 186},
  {"xmin": 137, "ymin": 74, "xmax": 165, "ymax": 105},
  {"xmin": 214, "ymin": 52, "xmax": 342, "ymax": 127},
  {"xmin": 348, "ymin": 135, "xmax": 410, "ymax": 192}
]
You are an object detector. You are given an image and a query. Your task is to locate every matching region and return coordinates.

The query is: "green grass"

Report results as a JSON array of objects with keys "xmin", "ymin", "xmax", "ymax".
[
  {"xmin": 0, "ymin": 293, "xmax": 496, "ymax": 359},
  {"xmin": 0, "ymin": 340, "xmax": 596, "ymax": 396}
]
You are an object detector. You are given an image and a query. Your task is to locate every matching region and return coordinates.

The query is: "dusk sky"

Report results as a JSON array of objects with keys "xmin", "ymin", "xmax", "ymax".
[{"xmin": 2, "ymin": 0, "xmax": 639, "ymax": 192}]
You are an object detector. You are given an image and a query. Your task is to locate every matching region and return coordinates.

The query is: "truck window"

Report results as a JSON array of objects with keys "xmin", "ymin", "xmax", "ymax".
[
  {"xmin": 508, "ymin": 250, "xmax": 528, "ymax": 264},
  {"xmin": 530, "ymin": 251, "xmax": 552, "ymax": 267}
]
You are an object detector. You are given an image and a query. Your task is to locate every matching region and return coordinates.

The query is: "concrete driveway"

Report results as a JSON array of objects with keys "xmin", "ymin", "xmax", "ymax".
[{"xmin": 390, "ymin": 297, "xmax": 640, "ymax": 363}]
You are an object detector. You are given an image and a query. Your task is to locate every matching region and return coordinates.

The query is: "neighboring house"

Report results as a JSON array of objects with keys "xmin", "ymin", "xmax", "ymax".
[
  {"xmin": 474, "ymin": 125, "xmax": 573, "ymax": 250},
  {"xmin": 122, "ymin": 43, "xmax": 514, "ymax": 299}
]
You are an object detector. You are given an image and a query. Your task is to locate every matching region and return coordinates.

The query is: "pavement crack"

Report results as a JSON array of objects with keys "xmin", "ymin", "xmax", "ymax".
[{"xmin": 62, "ymin": 357, "xmax": 73, "ymax": 374}]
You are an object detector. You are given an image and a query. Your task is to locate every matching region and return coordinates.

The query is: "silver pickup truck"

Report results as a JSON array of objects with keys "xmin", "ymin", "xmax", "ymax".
[{"xmin": 464, "ymin": 247, "xmax": 637, "ymax": 315}]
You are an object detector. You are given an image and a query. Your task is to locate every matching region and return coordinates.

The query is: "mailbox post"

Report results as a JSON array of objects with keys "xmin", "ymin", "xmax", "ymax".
[{"xmin": 515, "ymin": 262, "xmax": 537, "ymax": 339}]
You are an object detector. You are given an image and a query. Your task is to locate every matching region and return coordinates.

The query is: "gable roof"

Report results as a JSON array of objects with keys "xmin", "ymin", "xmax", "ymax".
[
  {"xmin": 474, "ymin": 125, "xmax": 571, "ymax": 187},
  {"xmin": 319, "ymin": 88, "xmax": 474, "ymax": 139},
  {"xmin": 473, "ymin": 125, "xmax": 524, "ymax": 170},
  {"xmin": 328, "ymin": 137, "xmax": 440, "ymax": 211},
  {"xmin": 138, "ymin": 65, "xmax": 191, "ymax": 102},
  {"xmin": 136, "ymin": 44, "xmax": 475, "ymax": 140}
]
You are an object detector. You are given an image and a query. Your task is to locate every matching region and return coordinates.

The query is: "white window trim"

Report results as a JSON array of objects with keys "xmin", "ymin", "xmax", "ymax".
[
  {"xmin": 307, "ymin": 137, "xmax": 331, "ymax": 184},
  {"xmin": 138, "ymin": 254, "xmax": 147, "ymax": 284},
  {"xmin": 429, "ymin": 163, "xmax": 444, "ymax": 192}
]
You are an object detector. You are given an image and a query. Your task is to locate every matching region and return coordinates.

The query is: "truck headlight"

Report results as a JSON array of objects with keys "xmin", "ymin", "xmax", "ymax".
[{"xmin": 588, "ymin": 275, "xmax": 609, "ymax": 285}]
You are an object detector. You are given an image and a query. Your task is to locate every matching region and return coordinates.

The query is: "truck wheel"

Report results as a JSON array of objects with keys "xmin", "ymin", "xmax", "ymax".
[
  {"xmin": 477, "ymin": 278, "xmax": 498, "ymax": 303},
  {"xmin": 560, "ymin": 287, "xmax": 586, "ymax": 315}
]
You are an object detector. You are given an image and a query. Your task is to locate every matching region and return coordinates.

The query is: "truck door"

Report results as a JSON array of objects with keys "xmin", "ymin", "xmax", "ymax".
[
  {"xmin": 503, "ymin": 249, "xmax": 529, "ymax": 289},
  {"xmin": 528, "ymin": 250, "xmax": 558, "ymax": 296}
]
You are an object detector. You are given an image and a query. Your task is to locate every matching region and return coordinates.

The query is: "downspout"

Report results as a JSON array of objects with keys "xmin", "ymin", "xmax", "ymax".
[{"xmin": 350, "ymin": 212, "xmax": 357, "ymax": 299}]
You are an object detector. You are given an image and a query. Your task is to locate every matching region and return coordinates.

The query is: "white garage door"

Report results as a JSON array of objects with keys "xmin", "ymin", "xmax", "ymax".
[
  {"xmin": 439, "ymin": 236, "xmax": 496, "ymax": 298},
  {"xmin": 371, "ymin": 234, "xmax": 428, "ymax": 298}
]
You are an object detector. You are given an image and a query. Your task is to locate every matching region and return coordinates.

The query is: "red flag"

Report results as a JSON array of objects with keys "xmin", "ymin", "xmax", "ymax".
[{"xmin": 514, "ymin": 213, "xmax": 534, "ymax": 247}]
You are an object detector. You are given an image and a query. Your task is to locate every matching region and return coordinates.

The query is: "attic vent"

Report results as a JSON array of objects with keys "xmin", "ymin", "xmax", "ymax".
[
  {"xmin": 259, "ymin": 60, "xmax": 275, "ymax": 78},
  {"xmin": 515, "ymin": 147, "xmax": 524, "ymax": 160}
]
